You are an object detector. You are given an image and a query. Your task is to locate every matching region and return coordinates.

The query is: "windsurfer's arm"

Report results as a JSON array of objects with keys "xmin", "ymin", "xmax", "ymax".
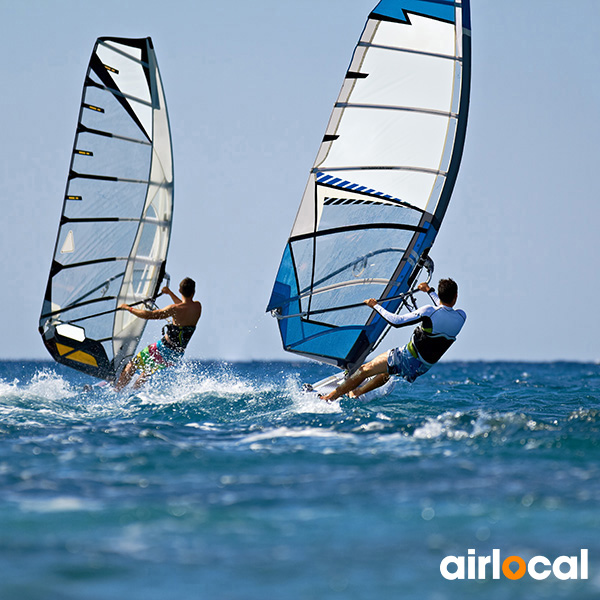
[
  {"xmin": 161, "ymin": 286, "xmax": 182, "ymax": 304},
  {"xmin": 364, "ymin": 298, "xmax": 424, "ymax": 328},
  {"xmin": 417, "ymin": 282, "xmax": 440, "ymax": 306},
  {"xmin": 119, "ymin": 303, "xmax": 177, "ymax": 320}
]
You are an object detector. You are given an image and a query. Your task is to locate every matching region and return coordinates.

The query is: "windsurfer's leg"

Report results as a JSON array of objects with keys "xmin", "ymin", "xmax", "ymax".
[
  {"xmin": 114, "ymin": 361, "xmax": 136, "ymax": 391},
  {"xmin": 133, "ymin": 373, "xmax": 149, "ymax": 389},
  {"xmin": 115, "ymin": 343, "xmax": 163, "ymax": 391},
  {"xmin": 322, "ymin": 352, "xmax": 389, "ymax": 401},
  {"xmin": 348, "ymin": 373, "xmax": 390, "ymax": 399}
]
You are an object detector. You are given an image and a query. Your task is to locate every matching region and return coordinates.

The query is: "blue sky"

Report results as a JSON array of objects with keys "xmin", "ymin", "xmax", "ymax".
[{"xmin": 1, "ymin": 0, "xmax": 599, "ymax": 363}]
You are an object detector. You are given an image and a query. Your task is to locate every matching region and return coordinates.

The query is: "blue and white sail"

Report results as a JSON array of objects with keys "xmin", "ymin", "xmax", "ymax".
[
  {"xmin": 39, "ymin": 37, "xmax": 173, "ymax": 381},
  {"xmin": 267, "ymin": 0, "xmax": 471, "ymax": 371}
]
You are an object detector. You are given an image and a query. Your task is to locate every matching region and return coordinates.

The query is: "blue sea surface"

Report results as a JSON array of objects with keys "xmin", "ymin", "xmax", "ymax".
[{"xmin": 0, "ymin": 360, "xmax": 599, "ymax": 599}]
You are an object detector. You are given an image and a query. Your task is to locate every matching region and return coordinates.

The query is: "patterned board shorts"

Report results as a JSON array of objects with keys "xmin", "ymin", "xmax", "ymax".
[
  {"xmin": 132, "ymin": 339, "xmax": 183, "ymax": 376},
  {"xmin": 387, "ymin": 345, "xmax": 431, "ymax": 383}
]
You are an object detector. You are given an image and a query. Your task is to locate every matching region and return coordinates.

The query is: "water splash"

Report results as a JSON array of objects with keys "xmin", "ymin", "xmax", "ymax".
[
  {"xmin": 126, "ymin": 362, "xmax": 279, "ymax": 406},
  {"xmin": 0, "ymin": 368, "xmax": 76, "ymax": 403},
  {"xmin": 284, "ymin": 375, "xmax": 342, "ymax": 414}
]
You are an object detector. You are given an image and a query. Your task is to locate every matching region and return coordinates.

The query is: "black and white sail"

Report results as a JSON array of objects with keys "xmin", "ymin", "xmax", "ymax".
[{"xmin": 39, "ymin": 37, "xmax": 173, "ymax": 381}]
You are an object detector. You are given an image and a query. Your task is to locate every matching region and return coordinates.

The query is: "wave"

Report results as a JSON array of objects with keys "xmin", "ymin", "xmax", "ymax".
[{"xmin": 0, "ymin": 362, "xmax": 598, "ymax": 457}]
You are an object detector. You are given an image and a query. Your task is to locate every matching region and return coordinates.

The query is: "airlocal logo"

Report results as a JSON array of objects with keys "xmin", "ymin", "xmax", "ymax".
[{"xmin": 441, "ymin": 549, "xmax": 588, "ymax": 581}]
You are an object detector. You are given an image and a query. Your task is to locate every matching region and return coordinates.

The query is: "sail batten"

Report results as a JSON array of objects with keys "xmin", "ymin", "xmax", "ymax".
[
  {"xmin": 267, "ymin": 0, "xmax": 470, "ymax": 371},
  {"xmin": 335, "ymin": 103, "xmax": 458, "ymax": 118},
  {"xmin": 98, "ymin": 40, "xmax": 150, "ymax": 67},
  {"xmin": 315, "ymin": 165, "xmax": 446, "ymax": 176},
  {"xmin": 95, "ymin": 89, "xmax": 154, "ymax": 109},
  {"xmin": 357, "ymin": 42, "xmax": 462, "ymax": 61},
  {"xmin": 39, "ymin": 36, "xmax": 173, "ymax": 381}
]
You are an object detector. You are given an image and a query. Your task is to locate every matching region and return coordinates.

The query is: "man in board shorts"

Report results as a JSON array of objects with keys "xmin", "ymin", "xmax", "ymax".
[
  {"xmin": 114, "ymin": 277, "xmax": 202, "ymax": 390},
  {"xmin": 321, "ymin": 278, "xmax": 466, "ymax": 401}
]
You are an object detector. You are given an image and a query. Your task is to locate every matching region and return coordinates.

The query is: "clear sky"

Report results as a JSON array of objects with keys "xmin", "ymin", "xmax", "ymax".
[{"xmin": 1, "ymin": 0, "xmax": 599, "ymax": 363}]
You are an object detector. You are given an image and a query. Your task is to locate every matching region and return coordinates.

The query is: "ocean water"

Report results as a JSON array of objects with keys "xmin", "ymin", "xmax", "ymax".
[{"xmin": 0, "ymin": 359, "xmax": 599, "ymax": 600}]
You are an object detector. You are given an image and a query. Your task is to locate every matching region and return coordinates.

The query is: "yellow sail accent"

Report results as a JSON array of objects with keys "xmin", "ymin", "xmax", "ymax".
[
  {"xmin": 68, "ymin": 351, "xmax": 98, "ymax": 367},
  {"xmin": 56, "ymin": 343, "xmax": 74, "ymax": 355},
  {"xmin": 56, "ymin": 343, "xmax": 98, "ymax": 367}
]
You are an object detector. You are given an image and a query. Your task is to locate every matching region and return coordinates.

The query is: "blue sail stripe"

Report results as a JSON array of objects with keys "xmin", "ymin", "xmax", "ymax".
[
  {"xmin": 372, "ymin": 0, "xmax": 457, "ymax": 24},
  {"xmin": 316, "ymin": 172, "xmax": 410, "ymax": 206}
]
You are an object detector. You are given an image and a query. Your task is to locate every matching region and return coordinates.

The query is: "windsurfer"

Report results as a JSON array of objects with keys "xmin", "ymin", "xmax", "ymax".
[
  {"xmin": 321, "ymin": 279, "xmax": 466, "ymax": 401},
  {"xmin": 114, "ymin": 277, "xmax": 202, "ymax": 390}
]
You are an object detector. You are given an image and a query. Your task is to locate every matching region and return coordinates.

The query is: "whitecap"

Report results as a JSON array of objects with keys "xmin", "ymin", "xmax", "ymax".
[{"xmin": 17, "ymin": 495, "xmax": 102, "ymax": 513}]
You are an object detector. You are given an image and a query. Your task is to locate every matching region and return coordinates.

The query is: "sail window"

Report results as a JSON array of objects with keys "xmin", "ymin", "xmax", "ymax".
[{"xmin": 56, "ymin": 323, "xmax": 86, "ymax": 343}]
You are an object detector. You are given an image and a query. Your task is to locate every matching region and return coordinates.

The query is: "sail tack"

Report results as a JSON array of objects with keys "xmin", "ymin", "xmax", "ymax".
[
  {"xmin": 267, "ymin": 0, "xmax": 471, "ymax": 370},
  {"xmin": 39, "ymin": 37, "xmax": 173, "ymax": 380}
]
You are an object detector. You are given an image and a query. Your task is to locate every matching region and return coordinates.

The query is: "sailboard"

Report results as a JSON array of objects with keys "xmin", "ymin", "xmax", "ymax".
[
  {"xmin": 39, "ymin": 37, "xmax": 173, "ymax": 382},
  {"xmin": 267, "ymin": 1, "xmax": 471, "ymax": 381}
]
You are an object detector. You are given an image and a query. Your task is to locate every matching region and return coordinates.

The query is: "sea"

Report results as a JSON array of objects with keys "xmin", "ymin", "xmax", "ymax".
[{"xmin": 0, "ymin": 359, "xmax": 598, "ymax": 600}]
